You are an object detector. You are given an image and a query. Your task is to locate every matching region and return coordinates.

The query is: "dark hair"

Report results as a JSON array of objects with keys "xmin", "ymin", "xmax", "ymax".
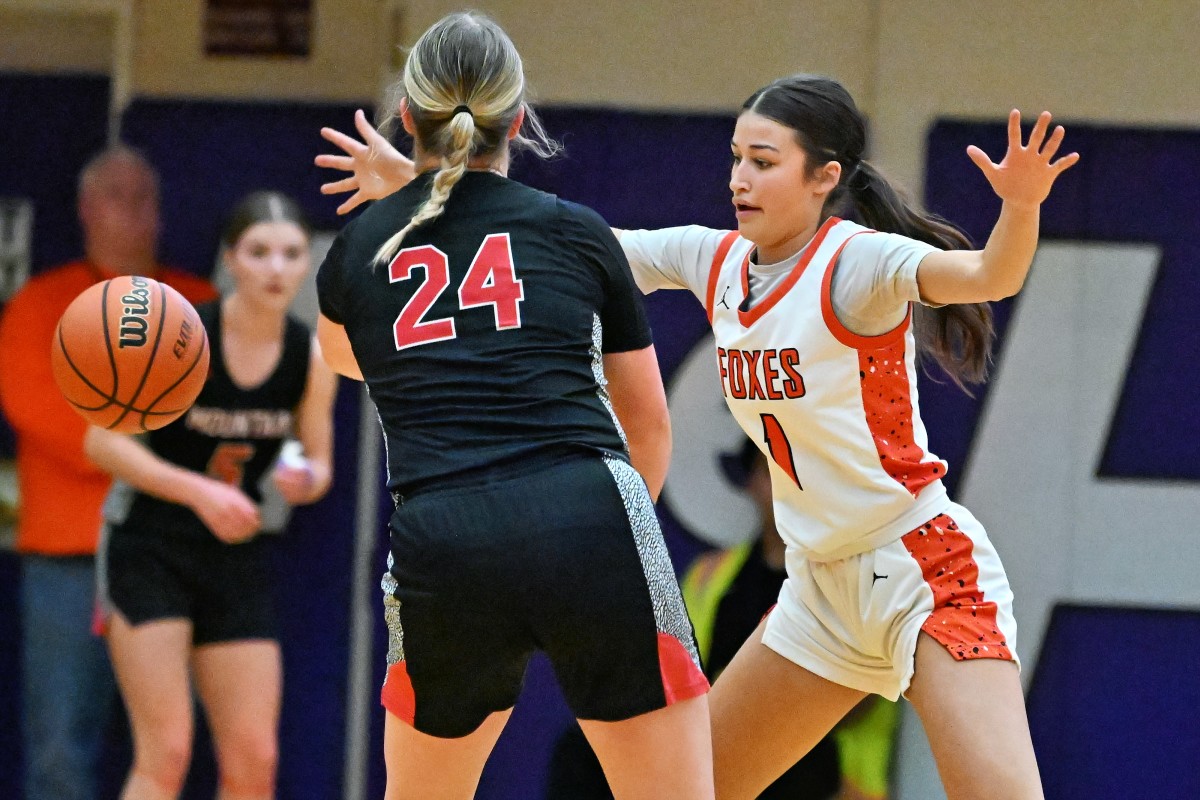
[
  {"xmin": 719, "ymin": 437, "xmax": 767, "ymax": 487},
  {"xmin": 221, "ymin": 191, "xmax": 311, "ymax": 248},
  {"xmin": 742, "ymin": 74, "xmax": 994, "ymax": 391}
]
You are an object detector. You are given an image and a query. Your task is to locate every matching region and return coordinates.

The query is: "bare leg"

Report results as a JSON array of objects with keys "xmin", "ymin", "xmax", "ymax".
[
  {"xmin": 709, "ymin": 618, "xmax": 867, "ymax": 800},
  {"xmin": 382, "ymin": 708, "xmax": 512, "ymax": 800},
  {"xmin": 578, "ymin": 693, "xmax": 714, "ymax": 800},
  {"xmin": 192, "ymin": 639, "xmax": 282, "ymax": 800},
  {"xmin": 906, "ymin": 632, "xmax": 1043, "ymax": 800},
  {"xmin": 107, "ymin": 614, "xmax": 194, "ymax": 800}
]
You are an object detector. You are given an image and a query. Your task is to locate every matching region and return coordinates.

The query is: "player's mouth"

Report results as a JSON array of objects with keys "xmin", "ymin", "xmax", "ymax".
[{"xmin": 733, "ymin": 201, "xmax": 761, "ymax": 219}]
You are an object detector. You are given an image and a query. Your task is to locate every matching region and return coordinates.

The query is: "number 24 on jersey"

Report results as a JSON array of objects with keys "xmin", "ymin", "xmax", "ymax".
[{"xmin": 388, "ymin": 233, "xmax": 524, "ymax": 350}]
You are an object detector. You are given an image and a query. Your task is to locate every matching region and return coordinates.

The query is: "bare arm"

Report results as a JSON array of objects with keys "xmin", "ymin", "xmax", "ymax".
[
  {"xmin": 604, "ymin": 346, "xmax": 671, "ymax": 501},
  {"xmin": 916, "ymin": 110, "xmax": 1080, "ymax": 305},
  {"xmin": 316, "ymin": 314, "xmax": 364, "ymax": 381},
  {"xmin": 84, "ymin": 426, "xmax": 260, "ymax": 542},
  {"xmin": 271, "ymin": 339, "xmax": 338, "ymax": 505}
]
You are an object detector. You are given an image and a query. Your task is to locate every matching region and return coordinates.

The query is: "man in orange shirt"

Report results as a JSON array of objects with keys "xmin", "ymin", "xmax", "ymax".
[{"xmin": 0, "ymin": 146, "xmax": 216, "ymax": 800}]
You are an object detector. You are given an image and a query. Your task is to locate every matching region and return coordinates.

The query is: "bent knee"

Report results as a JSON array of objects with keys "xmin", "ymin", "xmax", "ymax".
[
  {"xmin": 217, "ymin": 731, "xmax": 278, "ymax": 792},
  {"xmin": 132, "ymin": 726, "xmax": 192, "ymax": 792}
]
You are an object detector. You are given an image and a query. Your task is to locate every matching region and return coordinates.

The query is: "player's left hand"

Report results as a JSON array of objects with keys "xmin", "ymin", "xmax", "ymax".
[
  {"xmin": 272, "ymin": 461, "xmax": 315, "ymax": 505},
  {"xmin": 315, "ymin": 109, "xmax": 415, "ymax": 215},
  {"xmin": 967, "ymin": 110, "xmax": 1080, "ymax": 208}
]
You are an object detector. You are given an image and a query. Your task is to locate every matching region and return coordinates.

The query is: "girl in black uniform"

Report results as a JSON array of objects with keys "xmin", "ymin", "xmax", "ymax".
[
  {"xmin": 85, "ymin": 191, "xmax": 337, "ymax": 800},
  {"xmin": 315, "ymin": 12, "xmax": 713, "ymax": 800}
]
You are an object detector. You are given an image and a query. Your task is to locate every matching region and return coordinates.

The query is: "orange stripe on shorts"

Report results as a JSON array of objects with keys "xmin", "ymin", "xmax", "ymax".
[
  {"xmin": 901, "ymin": 514, "xmax": 1012, "ymax": 661},
  {"xmin": 657, "ymin": 632, "xmax": 710, "ymax": 704},
  {"xmin": 381, "ymin": 660, "xmax": 417, "ymax": 725}
]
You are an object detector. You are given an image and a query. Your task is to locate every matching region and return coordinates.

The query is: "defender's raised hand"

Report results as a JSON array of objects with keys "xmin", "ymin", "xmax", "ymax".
[
  {"xmin": 967, "ymin": 109, "xmax": 1080, "ymax": 208},
  {"xmin": 315, "ymin": 109, "xmax": 415, "ymax": 214}
]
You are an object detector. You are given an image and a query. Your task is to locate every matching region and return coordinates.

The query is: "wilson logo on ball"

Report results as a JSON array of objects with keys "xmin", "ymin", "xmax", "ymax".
[
  {"xmin": 52, "ymin": 275, "xmax": 210, "ymax": 434},
  {"xmin": 118, "ymin": 275, "xmax": 153, "ymax": 349}
]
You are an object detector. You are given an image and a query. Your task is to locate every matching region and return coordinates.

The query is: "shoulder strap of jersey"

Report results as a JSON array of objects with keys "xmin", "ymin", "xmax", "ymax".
[{"xmin": 705, "ymin": 231, "xmax": 741, "ymax": 323}]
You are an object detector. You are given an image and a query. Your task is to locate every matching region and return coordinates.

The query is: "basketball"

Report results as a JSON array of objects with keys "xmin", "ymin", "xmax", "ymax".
[{"xmin": 51, "ymin": 275, "xmax": 210, "ymax": 434}]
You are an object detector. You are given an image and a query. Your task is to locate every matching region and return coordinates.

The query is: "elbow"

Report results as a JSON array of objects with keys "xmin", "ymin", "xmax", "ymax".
[
  {"xmin": 310, "ymin": 463, "xmax": 334, "ymax": 503},
  {"xmin": 82, "ymin": 427, "xmax": 102, "ymax": 467},
  {"xmin": 970, "ymin": 270, "xmax": 1026, "ymax": 303},
  {"xmin": 633, "ymin": 406, "xmax": 671, "ymax": 452},
  {"xmin": 990, "ymin": 270, "xmax": 1028, "ymax": 301},
  {"xmin": 656, "ymin": 410, "xmax": 673, "ymax": 457},
  {"xmin": 974, "ymin": 254, "xmax": 1030, "ymax": 302}
]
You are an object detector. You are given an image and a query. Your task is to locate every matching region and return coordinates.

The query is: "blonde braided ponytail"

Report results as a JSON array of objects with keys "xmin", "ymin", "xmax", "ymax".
[{"xmin": 372, "ymin": 12, "xmax": 559, "ymax": 267}]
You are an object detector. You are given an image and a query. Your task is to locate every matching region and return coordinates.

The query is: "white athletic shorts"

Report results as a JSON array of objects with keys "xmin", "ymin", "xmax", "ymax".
[{"xmin": 762, "ymin": 502, "xmax": 1019, "ymax": 700}]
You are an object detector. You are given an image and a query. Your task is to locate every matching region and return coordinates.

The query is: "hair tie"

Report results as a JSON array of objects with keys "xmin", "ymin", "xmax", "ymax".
[
  {"xmin": 845, "ymin": 160, "xmax": 868, "ymax": 191},
  {"xmin": 452, "ymin": 105, "xmax": 473, "ymax": 119}
]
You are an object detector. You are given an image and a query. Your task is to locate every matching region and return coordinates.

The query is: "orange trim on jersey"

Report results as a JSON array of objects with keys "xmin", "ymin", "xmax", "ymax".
[
  {"xmin": 705, "ymin": 231, "xmax": 741, "ymax": 323},
  {"xmin": 820, "ymin": 232, "xmax": 911, "ymax": 349},
  {"xmin": 738, "ymin": 216, "xmax": 841, "ymax": 328},
  {"xmin": 856, "ymin": 336, "xmax": 945, "ymax": 496},
  {"xmin": 901, "ymin": 515, "xmax": 1013, "ymax": 662},
  {"xmin": 381, "ymin": 660, "xmax": 417, "ymax": 725},
  {"xmin": 657, "ymin": 632, "xmax": 710, "ymax": 704}
]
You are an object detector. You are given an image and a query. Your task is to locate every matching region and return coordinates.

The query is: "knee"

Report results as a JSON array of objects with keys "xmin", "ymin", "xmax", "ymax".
[
  {"xmin": 217, "ymin": 729, "xmax": 278, "ymax": 794},
  {"xmin": 133, "ymin": 727, "xmax": 192, "ymax": 795}
]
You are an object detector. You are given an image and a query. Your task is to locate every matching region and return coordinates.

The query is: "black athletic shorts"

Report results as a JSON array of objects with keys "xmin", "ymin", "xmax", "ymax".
[
  {"xmin": 380, "ymin": 452, "xmax": 708, "ymax": 738},
  {"xmin": 100, "ymin": 521, "xmax": 277, "ymax": 646}
]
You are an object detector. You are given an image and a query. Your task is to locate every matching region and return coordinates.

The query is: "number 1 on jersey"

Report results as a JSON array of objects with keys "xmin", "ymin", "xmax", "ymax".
[
  {"xmin": 760, "ymin": 413, "xmax": 802, "ymax": 489},
  {"xmin": 390, "ymin": 234, "xmax": 524, "ymax": 350}
]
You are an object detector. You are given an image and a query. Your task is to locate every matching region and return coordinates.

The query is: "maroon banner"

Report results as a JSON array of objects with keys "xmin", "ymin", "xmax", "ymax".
[{"xmin": 204, "ymin": 0, "xmax": 311, "ymax": 57}]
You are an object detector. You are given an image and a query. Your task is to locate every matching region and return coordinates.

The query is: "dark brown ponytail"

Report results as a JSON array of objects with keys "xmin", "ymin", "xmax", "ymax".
[
  {"xmin": 841, "ymin": 160, "xmax": 993, "ymax": 391},
  {"xmin": 743, "ymin": 75, "xmax": 994, "ymax": 392}
]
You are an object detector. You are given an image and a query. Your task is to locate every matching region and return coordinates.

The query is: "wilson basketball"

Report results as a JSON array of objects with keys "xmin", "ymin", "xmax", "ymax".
[{"xmin": 51, "ymin": 275, "xmax": 210, "ymax": 434}]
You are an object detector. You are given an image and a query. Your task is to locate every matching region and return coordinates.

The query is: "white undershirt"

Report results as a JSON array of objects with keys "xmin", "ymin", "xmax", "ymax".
[
  {"xmin": 747, "ymin": 231, "xmax": 937, "ymax": 336},
  {"xmin": 621, "ymin": 225, "xmax": 940, "ymax": 336}
]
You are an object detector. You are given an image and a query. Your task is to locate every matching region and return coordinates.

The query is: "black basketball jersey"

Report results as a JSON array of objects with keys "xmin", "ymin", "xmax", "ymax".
[
  {"xmin": 317, "ymin": 171, "xmax": 652, "ymax": 494},
  {"xmin": 114, "ymin": 300, "xmax": 312, "ymax": 533}
]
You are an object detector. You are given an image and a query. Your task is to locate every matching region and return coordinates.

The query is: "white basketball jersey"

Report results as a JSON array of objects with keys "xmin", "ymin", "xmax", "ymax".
[{"xmin": 700, "ymin": 217, "xmax": 950, "ymax": 560}]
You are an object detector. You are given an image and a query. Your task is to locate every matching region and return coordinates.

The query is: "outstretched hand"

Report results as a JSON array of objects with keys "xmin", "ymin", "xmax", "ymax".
[
  {"xmin": 967, "ymin": 110, "xmax": 1080, "ymax": 208},
  {"xmin": 315, "ymin": 109, "xmax": 415, "ymax": 215}
]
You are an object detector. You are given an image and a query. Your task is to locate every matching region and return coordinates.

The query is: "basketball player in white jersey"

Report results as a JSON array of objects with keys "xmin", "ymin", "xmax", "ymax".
[{"xmin": 314, "ymin": 74, "xmax": 1077, "ymax": 800}]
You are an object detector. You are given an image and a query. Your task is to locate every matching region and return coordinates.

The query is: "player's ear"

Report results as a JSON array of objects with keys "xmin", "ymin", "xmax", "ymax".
[
  {"xmin": 816, "ymin": 160, "xmax": 842, "ymax": 194},
  {"xmin": 399, "ymin": 98, "xmax": 416, "ymax": 136},
  {"xmin": 506, "ymin": 105, "xmax": 526, "ymax": 141}
]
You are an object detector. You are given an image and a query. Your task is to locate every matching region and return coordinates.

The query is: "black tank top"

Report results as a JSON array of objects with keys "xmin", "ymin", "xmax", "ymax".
[{"xmin": 113, "ymin": 300, "xmax": 311, "ymax": 535}]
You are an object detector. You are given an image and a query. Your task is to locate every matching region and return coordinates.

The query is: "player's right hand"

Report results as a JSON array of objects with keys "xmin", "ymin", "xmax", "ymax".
[
  {"xmin": 191, "ymin": 479, "xmax": 261, "ymax": 543},
  {"xmin": 316, "ymin": 109, "xmax": 415, "ymax": 214},
  {"xmin": 966, "ymin": 109, "xmax": 1080, "ymax": 209}
]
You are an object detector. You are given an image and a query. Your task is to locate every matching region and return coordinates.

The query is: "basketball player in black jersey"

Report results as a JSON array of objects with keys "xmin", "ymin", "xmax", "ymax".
[
  {"xmin": 84, "ymin": 192, "xmax": 337, "ymax": 800},
  {"xmin": 315, "ymin": 12, "xmax": 713, "ymax": 800}
]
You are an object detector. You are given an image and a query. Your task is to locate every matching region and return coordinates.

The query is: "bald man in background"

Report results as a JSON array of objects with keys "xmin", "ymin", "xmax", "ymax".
[{"xmin": 0, "ymin": 146, "xmax": 216, "ymax": 800}]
